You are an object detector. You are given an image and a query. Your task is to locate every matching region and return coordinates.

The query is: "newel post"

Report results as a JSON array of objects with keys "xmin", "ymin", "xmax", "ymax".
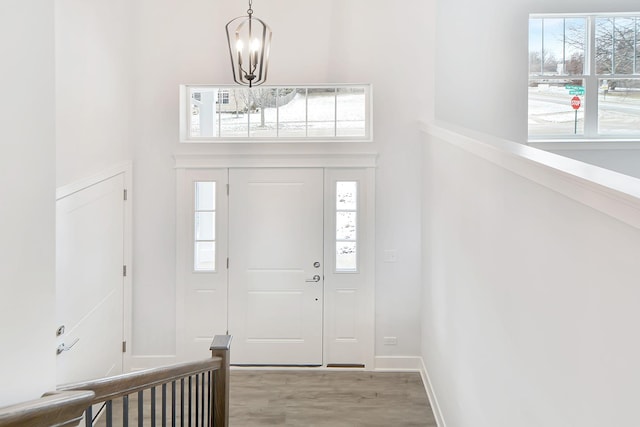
[{"xmin": 210, "ymin": 335, "xmax": 232, "ymax": 427}]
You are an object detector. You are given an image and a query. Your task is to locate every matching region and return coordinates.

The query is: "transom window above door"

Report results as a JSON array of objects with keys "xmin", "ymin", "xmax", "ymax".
[{"xmin": 179, "ymin": 85, "xmax": 372, "ymax": 142}]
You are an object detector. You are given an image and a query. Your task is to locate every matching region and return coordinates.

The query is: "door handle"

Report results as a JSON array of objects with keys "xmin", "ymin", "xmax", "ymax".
[
  {"xmin": 306, "ymin": 275, "xmax": 321, "ymax": 283},
  {"xmin": 57, "ymin": 338, "xmax": 79, "ymax": 355}
]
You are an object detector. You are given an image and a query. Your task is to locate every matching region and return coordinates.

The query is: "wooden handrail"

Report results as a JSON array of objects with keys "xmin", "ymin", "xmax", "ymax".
[
  {"xmin": 57, "ymin": 357, "xmax": 222, "ymax": 403},
  {"xmin": 0, "ymin": 391, "xmax": 95, "ymax": 427},
  {"xmin": 0, "ymin": 335, "xmax": 232, "ymax": 427}
]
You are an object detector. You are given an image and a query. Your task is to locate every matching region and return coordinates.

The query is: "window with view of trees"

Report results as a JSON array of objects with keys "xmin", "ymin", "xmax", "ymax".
[
  {"xmin": 529, "ymin": 14, "xmax": 640, "ymax": 139},
  {"xmin": 181, "ymin": 85, "xmax": 371, "ymax": 141}
]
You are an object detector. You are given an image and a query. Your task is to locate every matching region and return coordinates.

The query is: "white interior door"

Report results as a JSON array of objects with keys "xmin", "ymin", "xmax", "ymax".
[
  {"xmin": 56, "ymin": 174, "xmax": 125, "ymax": 384},
  {"xmin": 229, "ymin": 168, "xmax": 324, "ymax": 365}
]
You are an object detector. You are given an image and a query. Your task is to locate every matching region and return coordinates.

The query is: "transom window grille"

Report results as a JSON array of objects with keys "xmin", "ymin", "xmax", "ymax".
[
  {"xmin": 336, "ymin": 181, "xmax": 358, "ymax": 272},
  {"xmin": 181, "ymin": 85, "xmax": 371, "ymax": 141},
  {"xmin": 528, "ymin": 13, "xmax": 640, "ymax": 139},
  {"xmin": 194, "ymin": 181, "xmax": 216, "ymax": 271}
]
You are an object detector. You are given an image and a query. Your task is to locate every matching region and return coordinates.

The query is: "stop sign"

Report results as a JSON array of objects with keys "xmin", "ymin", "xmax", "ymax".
[{"xmin": 571, "ymin": 96, "xmax": 581, "ymax": 110}]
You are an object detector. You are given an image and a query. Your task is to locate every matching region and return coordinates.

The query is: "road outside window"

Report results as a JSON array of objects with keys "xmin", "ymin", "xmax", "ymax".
[{"xmin": 529, "ymin": 14, "xmax": 640, "ymax": 139}]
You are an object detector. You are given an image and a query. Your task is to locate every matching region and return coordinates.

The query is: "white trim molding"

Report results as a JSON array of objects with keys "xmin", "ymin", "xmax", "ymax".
[
  {"xmin": 174, "ymin": 153, "xmax": 378, "ymax": 169},
  {"xmin": 528, "ymin": 141, "xmax": 640, "ymax": 151},
  {"xmin": 419, "ymin": 358, "xmax": 447, "ymax": 427},
  {"xmin": 373, "ymin": 356, "xmax": 425, "ymax": 371},
  {"xmin": 56, "ymin": 161, "xmax": 133, "ymax": 201},
  {"xmin": 374, "ymin": 356, "xmax": 446, "ymax": 427}
]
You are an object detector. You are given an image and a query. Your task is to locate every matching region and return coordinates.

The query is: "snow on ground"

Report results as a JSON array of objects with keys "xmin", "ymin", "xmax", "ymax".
[
  {"xmin": 194, "ymin": 92, "xmax": 366, "ymax": 138},
  {"xmin": 529, "ymin": 85, "xmax": 640, "ymax": 135}
]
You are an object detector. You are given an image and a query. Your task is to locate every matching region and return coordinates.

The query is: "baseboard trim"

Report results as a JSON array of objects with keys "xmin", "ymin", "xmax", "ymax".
[
  {"xmin": 373, "ymin": 356, "xmax": 424, "ymax": 371},
  {"xmin": 418, "ymin": 357, "xmax": 446, "ymax": 427},
  {"xmin": 130, "ymin": 355, "xmax": 177, "ymax": 372},
  {"xmin": 374, "ymin": 356, "xmax": 446, "ymax": 427}
]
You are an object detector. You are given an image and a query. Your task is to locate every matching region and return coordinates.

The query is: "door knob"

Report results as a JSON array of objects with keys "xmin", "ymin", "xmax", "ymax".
[
  {"xmin": 306, "ymin": 275, "xmax": 321, "ymax": 283},
  {"xmin": 313, "ymin": 262, "xmax": 321, "ymax": 268}
]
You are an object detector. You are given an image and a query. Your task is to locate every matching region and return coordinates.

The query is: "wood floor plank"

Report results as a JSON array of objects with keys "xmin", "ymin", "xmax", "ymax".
[
  {"xmin": 92, "ymin": 371, "xmax": 437, "ymax": 426},
  {"xmin": 230, "ymin": 371, "xmax": 437, "ymax": 426}
]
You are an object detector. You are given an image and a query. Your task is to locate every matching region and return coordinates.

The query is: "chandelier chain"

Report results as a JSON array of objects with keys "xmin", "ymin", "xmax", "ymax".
[{"xmin": 247, "ymin": 0, "xmax": 253, "ymax": 16}]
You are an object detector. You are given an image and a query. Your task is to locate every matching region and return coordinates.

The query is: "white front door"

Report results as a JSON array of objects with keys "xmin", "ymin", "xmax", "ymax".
[
  {"xmin": 228, "ymin": 168, "xmax": 324, "ymax": 365},
  {"xmin": 56, "ymin": 174, "xmax": 125, "ymax": 384}
]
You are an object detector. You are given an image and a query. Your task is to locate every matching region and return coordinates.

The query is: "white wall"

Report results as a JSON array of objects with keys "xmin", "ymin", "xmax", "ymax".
[
  {"xmin": 0, "ymin": 0, "xmax": 56, "ymax": 406},
  {"xmin": 131, "ymin": 0, "xmax": 435, "ymax": 358},
  {"xmin": 435, "ymin": 0, "xmax": 640, "ymax": 143},
  {"xmin": 0, "ymin": 0, "xmax": 134, "ymax": 407},
  {"xmin": 55, "ymin": 0, "xmax": 134, "ymax": 187},
  {"xmin": 421, "ymin": 125, "xmax": 640, "ymax": 426}
]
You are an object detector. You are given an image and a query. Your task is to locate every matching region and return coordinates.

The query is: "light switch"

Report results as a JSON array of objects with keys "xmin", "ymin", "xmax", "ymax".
[
  {"xmin": 383, "ymin": 249, "xmax": 398, "ymax": 263},
  {"xmin": 383, "ymin": 336, "xmax": 398, "ymax": 346}
]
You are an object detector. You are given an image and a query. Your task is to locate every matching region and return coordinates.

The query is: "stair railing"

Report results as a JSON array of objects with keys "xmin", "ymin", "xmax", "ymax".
[{"xmin": 0, "ymin": 335, "xmax": 231, "ymax": 427}]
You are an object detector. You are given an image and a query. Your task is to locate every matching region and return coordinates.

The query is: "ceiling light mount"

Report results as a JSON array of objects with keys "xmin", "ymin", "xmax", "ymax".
[{"xmin": 225, "ymin": 0, "xmax": 272, "ymax": 88}]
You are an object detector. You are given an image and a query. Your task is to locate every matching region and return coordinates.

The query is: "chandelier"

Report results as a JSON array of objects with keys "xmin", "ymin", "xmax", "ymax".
[{"xmin": 225, "ymin": 0, "xmax": 272, "ymax": 87}]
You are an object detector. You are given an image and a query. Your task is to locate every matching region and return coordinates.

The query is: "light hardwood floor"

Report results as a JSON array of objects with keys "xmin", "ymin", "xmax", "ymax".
[
  {"xmin": 230, "ymin": 371, "xmax": 437, "ymax": 426},
  {"xmin": 93, "ymin": 370, "xmax": 436, "ymax": 426}
]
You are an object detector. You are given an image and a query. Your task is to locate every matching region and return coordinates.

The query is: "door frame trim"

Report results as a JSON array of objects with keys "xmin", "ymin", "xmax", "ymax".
[
  {"xmin": 175, "ymin": 152, "xmax": 377, "ymax": 368},
  {"xmin": 174, "ymin": 153, "xmax": 377, "ymax": 169}
]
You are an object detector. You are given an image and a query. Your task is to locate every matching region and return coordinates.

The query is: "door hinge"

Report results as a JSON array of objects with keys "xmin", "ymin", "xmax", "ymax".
[
  {"xmin": 226, "ymin": 183, "xmax": 229, "ymax": 196},
  {"xmin": 226, "ymin": 257, "xmax": 229, "ymax": 269},
  {"xmin": 124, "ymin": 189, "xmax": 128, "ymax": 201},
  {"xmin": 123, "ymin": 265, "xmax": 127, "ymax": 277},
  {"xmin": 122, "ymin": 341, "xmax": 127, "ymax": 353}
]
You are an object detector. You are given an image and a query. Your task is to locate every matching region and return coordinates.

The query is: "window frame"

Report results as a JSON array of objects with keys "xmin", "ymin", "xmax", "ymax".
[
  {"xmin": 193, "ymin": 181, "xmax": 216, "ymax": 272},
  {"xmin": 528, "ymin": 13, "xmax": 640, "ymax": 142},
  {"xmin": 179, "ymin": 84, "xmax": 373, "ymax": 143}
]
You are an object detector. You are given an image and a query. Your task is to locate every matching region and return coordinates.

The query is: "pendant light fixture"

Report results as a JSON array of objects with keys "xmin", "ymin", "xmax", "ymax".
[{"xmin": 225, "ymin": 0, "xmax": 272, "ymax": 87}]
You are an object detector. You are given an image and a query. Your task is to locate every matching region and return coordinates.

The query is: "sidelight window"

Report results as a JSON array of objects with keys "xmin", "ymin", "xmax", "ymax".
[
  {"xmin": 194, "ymin": 181, "xmax": 216, "ymax": 271},
  {"xmin": 335, "ymin": 181, "xmax": 358, "ymax": 272}
]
